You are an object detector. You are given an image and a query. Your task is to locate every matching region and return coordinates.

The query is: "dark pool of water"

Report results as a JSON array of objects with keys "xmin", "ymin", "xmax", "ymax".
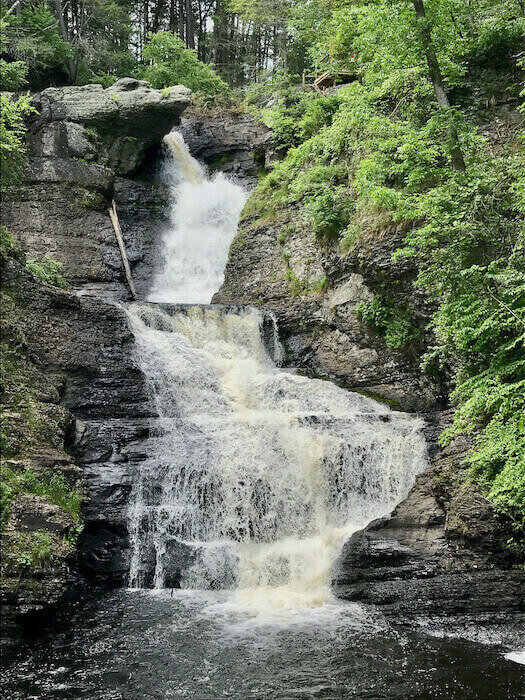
[{"xmin": 1, "ymin": 590, "xmax": 523, "ymax": 699}]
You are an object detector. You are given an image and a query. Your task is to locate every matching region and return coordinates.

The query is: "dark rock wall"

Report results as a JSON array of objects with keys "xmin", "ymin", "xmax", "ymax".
[
  {"xmin": 179, "ymin": 106, "xmax": 272, "ymax": 188},
  {"xmin": 1, "ymin": 80, "xmax": 190, "ymax": 633},
  {"xmin": 1, "ymin": 90, "xmax": 276, "ymax": 634},
  {"xmin": 331, "ymin": 436, "xmax": 524, "ymax": 638}
]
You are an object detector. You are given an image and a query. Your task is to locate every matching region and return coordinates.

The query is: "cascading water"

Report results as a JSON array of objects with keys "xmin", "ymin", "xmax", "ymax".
[
  {"xmin": 148, "ymin": 132, "xmax": 248, "ymax": 304},
  {"xmin": 127, "ymin": 131, "xmax": 429, "ymax": 611},
  {"xmin": 127, "ymin": 303, "xmax": 428, "ymax": 608}
]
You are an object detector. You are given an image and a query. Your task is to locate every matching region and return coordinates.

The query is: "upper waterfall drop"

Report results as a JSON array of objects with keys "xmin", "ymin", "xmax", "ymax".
[{"xmin": 148, "ymin": 131, "xmax": 248, "ymax": 304}]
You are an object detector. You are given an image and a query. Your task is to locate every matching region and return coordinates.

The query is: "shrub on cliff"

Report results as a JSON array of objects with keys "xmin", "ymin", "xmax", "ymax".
[{"xmin": 140, "ymin": 32, "xmax": 229, "ymax": 95}]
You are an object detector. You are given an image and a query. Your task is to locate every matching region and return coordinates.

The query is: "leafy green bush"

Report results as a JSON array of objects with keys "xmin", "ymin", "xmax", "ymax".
[
  {"xmin": 243, "ymin": 7, "xmax": 524, "ymax": 532},
  {"xmin": 356, "ymin": 296, "xmax": 419, "ymax": 349},
  {"xmin": 21, "ymin": 470, "xmax": 83, "ymax": 521},
  {"xmin": 140, "ymin": 32, "xmax": 229, "ymax": 95},
  {"xmin": 0, "ymin": 92, "xmax": 34, "ymax": 189},
  {"xmin": 1, "ymin": 464, "xmax": 82, "ymax": 526},
  {"xmin": 26, "ymin": 256, "xmax": 67, "ymax": 287},
  {"xmin": 2, "ymin": 5, "xmax": 71, "ymax": 87},
  {"xmin": 303, "ymin": 187, "xmax": 351, "ymax": 240}
]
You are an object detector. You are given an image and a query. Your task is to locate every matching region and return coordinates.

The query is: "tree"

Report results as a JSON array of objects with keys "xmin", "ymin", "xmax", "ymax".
[
  {"xmin": 410, "ymin": 0, "xmax": 466, "ymax": 171},
  {"xmin": 140, "ymin": 31, "xmax": 229, "ymax": 93}
]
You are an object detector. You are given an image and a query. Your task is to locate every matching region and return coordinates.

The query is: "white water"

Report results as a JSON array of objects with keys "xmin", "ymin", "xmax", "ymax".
[
  {"xmin": 127, "ymin": 133, "xmax": 429, "ymax": 613},
  {"xmin": 127, "ymin": 304, "xmax": 428, "ymax": 610},
  {"xmin": 148, "ymin": 131, "xmax": 248, "ymax": 303}
]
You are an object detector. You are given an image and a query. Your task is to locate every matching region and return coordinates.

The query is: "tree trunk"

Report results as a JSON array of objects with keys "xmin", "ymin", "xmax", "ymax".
[
  {"xmin": 185, "ymin": 0, "xmax": 195, "ymax": 49},
  {"xmin": 169, "ymin": 0, "xmax": 177, "ymax": 31},
  {"xmin": 144, "ymin": 0, "xmax": 150, "ymax": 37},
  {"xmin": 178, "ymin": 0, "xmax": 185, "ymax": 42},
  {"xmin": 53, "ymin": 0, "xmax": 77, "ymax": 83},
  {"xmin": 411, "ymin": 0, "xmax": 466, "ymax": 171},
  {"xmin": 152, "ymin": 0, "xmax": 165, "ymax": 32}
]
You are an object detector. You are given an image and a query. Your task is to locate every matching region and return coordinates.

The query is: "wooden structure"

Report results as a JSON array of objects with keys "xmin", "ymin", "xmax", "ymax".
[{"xmin": 302, "ymin": 71, "xmax": 358, "ymax": 93}]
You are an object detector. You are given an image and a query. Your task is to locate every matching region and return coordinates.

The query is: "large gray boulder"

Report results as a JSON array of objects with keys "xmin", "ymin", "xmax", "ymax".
[
  {"xmin": 30, "ymin": 78, "xmax": 191, "ymax": 174},
  {"xmin": 2, "ymin": 78, "xmax": 190, "ymax": 288}
]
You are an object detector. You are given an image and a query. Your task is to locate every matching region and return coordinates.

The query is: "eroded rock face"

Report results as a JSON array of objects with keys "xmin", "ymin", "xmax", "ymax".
[
  {"xmin": 214, "ymin": 210, "xmax": 439, "ymax": 411},
  {"xmin": 31, "ymin": 79, "xmax": 191, "ymax": 174},
  {"xmin": 179, "ymin": 106, "xmax": 272, "ymax": 187},
  {"xmin": 2, "ymin": 79, "xmax": 190, "ymax": 292},
  {"xmin": 0, "ymin": 79, "xmax": 191, "ymax": 636}
]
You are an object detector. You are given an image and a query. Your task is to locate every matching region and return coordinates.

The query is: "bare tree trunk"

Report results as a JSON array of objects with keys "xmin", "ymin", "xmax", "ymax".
[
  {"xmin": 280, "ymin": 21, "xmax": 287, "ymax": 73},
  {"xmin": 412, "ymin": 0, "xmax": 466, "ymax": 171},
  {"xmin": 152, "ymin": 0, "xmax": 165, "ymax": 32},
  {"xmin": 178, "ymin": 0, "xmax": 185, "ymax": 42},
  {"xmin": 185, "ymin": 0, "xmax": 194, "ymax": 48},
  {"xmin": 53, "ymin": 0, "xmax": 77, "ymax": 83},
  {"xmin": 169, "ymin": 0, "xmax": 177, "ymax": 31},
  {"xmin": 144, "ymin": 0, "xmax": 150, "ymax": 37}
]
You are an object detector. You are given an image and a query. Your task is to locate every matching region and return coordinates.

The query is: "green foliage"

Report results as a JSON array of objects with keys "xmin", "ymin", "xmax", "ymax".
[
  {"xmin": 250, "ymin": 77, "xmax": 342, "ymax": 153},
  {"xmin": 0, "ymin": 226, "xmax": 17, "ymax": 256},
  {"xmin": 25, "ymin": 256, "xmax": 67, "ymax": 287},
  {"xmin": 0, "ymin": 92, "xmax": 34, "ymax": 190},
  {"xmin": 0, "ymin": 478, "xmax": 15, "ymax": 530},
  {"xmin": 356, "ymin": 296, "xmax": 419, "ymax": 349},
  {"xmin": 303, "ymin": 187, "xmax": 351, "ymax": 240},
  {"xmin": 1, "ymin": 464, "xmax": 82, "ymax": 524},
  {"xmin": 140, "ymin": 32, "xmax": 229, "ymax": 94},
  {"xmin": 8, "ymin": 531, "xmax": 52, "ymax": 568},
  {"xmin": 2, "ymin": 5, "xmax": 71, "ymax": 87}
]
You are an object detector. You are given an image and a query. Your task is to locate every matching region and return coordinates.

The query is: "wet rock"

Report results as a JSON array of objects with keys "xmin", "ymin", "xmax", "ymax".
[
  {"xmin": 179, "ymin": 106, "xmax": 272, "ymax": 187},
  {"xmin": 332, "ymin": 436, "xmax": 525, "ymax": 627}
]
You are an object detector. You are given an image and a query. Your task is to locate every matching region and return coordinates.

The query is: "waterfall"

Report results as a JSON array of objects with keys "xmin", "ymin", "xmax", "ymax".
[
  {"xmin": 126, "ymin": 132, "xmax": 429, "ymax": 611},
  {"xmin": 127, "ymin": 304, "xmax": 428, "ymax": 607},
  {"xmin": 148, "ymin": 131, "xmax": 248, "ymax": 304}
]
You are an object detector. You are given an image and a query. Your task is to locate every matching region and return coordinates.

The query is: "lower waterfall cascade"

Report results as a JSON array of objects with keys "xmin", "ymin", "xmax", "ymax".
[{"xmin": 127, "ymin": 302, "xmax": 429, "ymax": 609}]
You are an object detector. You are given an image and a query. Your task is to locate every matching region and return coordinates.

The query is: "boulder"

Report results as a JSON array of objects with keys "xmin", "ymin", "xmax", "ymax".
[{"xmin": 30, "ymin": 78, "xmax": 191, "ymax": 174}]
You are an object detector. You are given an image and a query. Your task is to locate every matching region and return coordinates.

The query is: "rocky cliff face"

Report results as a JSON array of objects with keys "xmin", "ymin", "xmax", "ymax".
[
  {"xmin": 3, "ymin": 78, "xmax": 190, "ymax": 296},
  {"xmin": 178, "ymin": 104, "xmax": 272, "ymax": 187},
  {"xmin": 1, "ymin": 88, "xmax": 276, "ymax": 636},
  {"xmin": 214, "ymin": 200, "xmax": 440, "ymax": 412}
]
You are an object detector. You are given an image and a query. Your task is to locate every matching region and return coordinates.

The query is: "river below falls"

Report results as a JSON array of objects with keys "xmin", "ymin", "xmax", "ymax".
[{"xmin": 2, "ymin": 589, "xmax": 524, "ymax": 699}]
